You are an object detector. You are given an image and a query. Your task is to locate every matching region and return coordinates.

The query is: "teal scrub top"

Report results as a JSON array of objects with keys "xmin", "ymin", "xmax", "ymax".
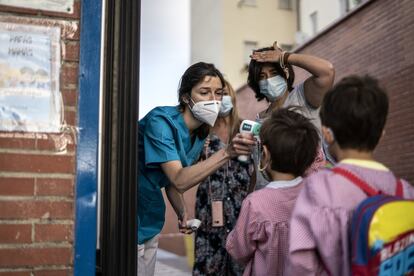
[{"xmin": 138, "ymin": 106, "xmax": 205, "ymax": 244}]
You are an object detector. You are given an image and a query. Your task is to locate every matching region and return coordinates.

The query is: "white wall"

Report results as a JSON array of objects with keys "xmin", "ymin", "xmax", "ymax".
[
  {"xmin": 139, "ymin": 0, "xmax": 190, "ymax": 118},
  {"xmin": 300, "ymin": 0, "xmax": 341, "ymax": 39},
  {"xmin": 190, "ymin": 0, "xmax": 223, "ymax": 68}
]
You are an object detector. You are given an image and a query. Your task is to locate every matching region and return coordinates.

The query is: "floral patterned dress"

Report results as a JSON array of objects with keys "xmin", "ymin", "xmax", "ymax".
[{"xmin": 193, "ymin": 134, "xmax": 251, "ymax": 276}]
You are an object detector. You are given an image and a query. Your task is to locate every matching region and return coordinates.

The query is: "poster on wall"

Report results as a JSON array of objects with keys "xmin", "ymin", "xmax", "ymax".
[
  {"xmin": 0, "ymin": 22, "xmax": 62, "ymax": 133},
  {"xmin": 0, "ymin": 0, "xmax": 74, "ymax": 14}
]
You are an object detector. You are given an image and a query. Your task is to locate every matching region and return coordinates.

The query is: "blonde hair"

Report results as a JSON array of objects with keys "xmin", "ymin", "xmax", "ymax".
[{"xmin": 224, "ymin": 80, "xmax": 241, "ymax": 140}]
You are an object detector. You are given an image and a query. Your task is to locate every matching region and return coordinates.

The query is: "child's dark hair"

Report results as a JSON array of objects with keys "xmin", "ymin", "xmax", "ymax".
[
  {"xmin": 259, "ymin": 107, "xmax": 319, "ymax": 176},
  {"xmin": 247, "ymin": 47, "xmax": 295, "ymax": 101},
  {"xmin": 319, "ymin": 75, "xmax": 389, "ymax": 151}
]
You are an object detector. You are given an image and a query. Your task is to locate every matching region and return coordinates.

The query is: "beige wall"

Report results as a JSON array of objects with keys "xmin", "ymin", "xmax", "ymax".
[
  {"xmin": 222, "ymin": 0, "xmax": 297, "ymax": 89},
  {"xmin": 191, "ymin": 0, "xmax": 297, "ymax": 90}
]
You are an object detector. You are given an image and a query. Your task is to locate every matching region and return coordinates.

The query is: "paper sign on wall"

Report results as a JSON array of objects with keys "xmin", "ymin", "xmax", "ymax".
[{"xmin": 0, "ymin": 22, "xmax": 62, "ymax": 133}]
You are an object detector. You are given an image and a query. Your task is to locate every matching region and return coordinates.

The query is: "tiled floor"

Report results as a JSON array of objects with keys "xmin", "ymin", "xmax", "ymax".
[{"xmin": 154, "ymin": 249, "xmax": 191, "ymax": 276}]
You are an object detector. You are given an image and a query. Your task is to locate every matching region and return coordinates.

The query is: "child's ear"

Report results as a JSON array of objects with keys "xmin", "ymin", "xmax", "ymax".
[
  {"xmin": 263, "ymin": 145, "xmax": 271, "ymax": 164},
  {"xmin": 378, "ymin": 130, "xmax": 386, "ymax": 143},
  {"xmin": 263, "ymin": 145, "xmax": 268, "ymax": 157},
  {"xmin": 322, "ymin": 126, "xmax": 335, "ymax": 144}
]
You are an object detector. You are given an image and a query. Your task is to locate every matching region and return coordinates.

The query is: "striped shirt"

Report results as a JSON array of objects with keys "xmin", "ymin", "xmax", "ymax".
[
  {"xmin": 287, "ymin": 159, "xmax": 414, "ymax": 275},
  {"xmin": 226, "ymin": 177, "xmax": 303, "ymax": 276}
]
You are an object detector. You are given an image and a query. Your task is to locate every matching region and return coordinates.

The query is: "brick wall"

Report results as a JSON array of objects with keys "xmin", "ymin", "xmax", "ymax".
[
  {"xmin": 0, "ymin": 2, "xmax": 81, "ymax": 275},
  {"xmin": 294, "ymin": 0, "xmax": 414, "ymax": 183}
]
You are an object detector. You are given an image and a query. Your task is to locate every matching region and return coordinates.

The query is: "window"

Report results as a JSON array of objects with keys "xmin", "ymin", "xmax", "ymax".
[
  {"xmin": 280, "ymin": 43, "xmax": 293, "ymax": 51},
  {"xmin": 349, "ymin": 0, "xmax": 363, "ymax": 9},
  {"xmin": 278, "ymin": 0, "xmax": 292, "ymax": 10},
  {"xmin": 237, "ymin": 0, "xmax": 257, "ymax": 7},
  {"xmin": 310, "ymin": 11, "xmax": 318, "ymax": 35},
  {"xmin": 339, "ymin": 0, "xmax": 349, "ymax": 15}
]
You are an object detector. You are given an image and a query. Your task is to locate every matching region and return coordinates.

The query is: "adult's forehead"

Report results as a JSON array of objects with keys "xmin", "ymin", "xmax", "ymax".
[{"xmin": 196, "ymin": 75, "xmax": 222, "ymax": 87}]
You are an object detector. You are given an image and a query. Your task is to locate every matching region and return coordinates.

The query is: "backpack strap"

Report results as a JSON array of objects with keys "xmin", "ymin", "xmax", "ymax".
[
  {"xmin": 332, "ymin": 167, "xmax": 404, "ymax": 197},
  {"xmin": 332, "ymin": 167, "xmax": 379, "ymax": 196},
  {"xmin": 395, "ymin": 179, "xmax": 403, "ymax": 197}
]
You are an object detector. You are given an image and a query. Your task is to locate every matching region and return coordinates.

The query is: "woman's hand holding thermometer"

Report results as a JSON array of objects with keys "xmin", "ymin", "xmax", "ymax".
[{"xmin": 238, "ymin": 120, "xmax": 261, "ymax": 162}]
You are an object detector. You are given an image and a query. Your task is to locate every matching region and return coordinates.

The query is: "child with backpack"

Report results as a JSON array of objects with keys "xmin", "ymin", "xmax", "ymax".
[
  {"xmin": 287, "ymin": 75, "xmax": 414, "ymax": 275},
  {"xmin": 226, "ymin": 107, "xmax": 320, "ymax": 276}
]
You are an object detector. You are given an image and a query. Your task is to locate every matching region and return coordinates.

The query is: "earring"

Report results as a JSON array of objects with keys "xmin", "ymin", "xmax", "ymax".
[{"xmin": 258, "ymin": 156, "xmax": 269, "ymax": 172}]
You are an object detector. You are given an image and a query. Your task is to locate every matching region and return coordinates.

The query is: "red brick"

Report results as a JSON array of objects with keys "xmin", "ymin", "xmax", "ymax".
[
  {"xmin": 60, "ymin": 64, "xmax": 79, "ymax": 86},
  {"xmin": 0, "ymin": 137, "xmax": 35, "ymax": 150},
  {"xmin": 0, "ymin": 272, "xmax": 31, "ymax": 276},
  {"xmin": 0, "ymin": 178, "xmax": 34, "ymax": 196},
  {"xmin": 61, "ymin": 88, "xmax": 78, "ymax": 107},
  {"xmin": 0, "ymin": 224, "xmax": 31, "ymax": 243},
  {"xmin": 35, "ymin": 224, "xmax": 73, "ymax": 242},
  {"xmin": 34, "ymin": 269, "xmax": 72, "ymax": 276},
  {"xmin": 62, "ymin": 41, "xmax": 80, "ymax": 61},
  {"xmin": 0, "ymin": 16, "xmax": 80, "ymax": 41},
  {"xmin": 0, "ymin": 201, "xmax": 73, "ymax": 219},
  {"xmin": 36, "ymin": 134, "xmax": 75, "ymax": 153},
  {"xmin": 63, "ymin": 110, "xmax": 77, "ymax": 126},
  {"xmin": 0, "ymin": 1, "xmax": 80, "ymax": 273},
  {"xmin": 0, "ymin": 247, "xmax": 72, "ymax": 267},
  {"xmin": 0, "ymin": 153, "xmax": 75, "ymax": 174},
  {"xmin": 36, "ymin": 178, "xmax": 73, "ymax": 196},
  {"xmin": 60, "ymin": 21, "xmax": 80, "ymax": 41}
]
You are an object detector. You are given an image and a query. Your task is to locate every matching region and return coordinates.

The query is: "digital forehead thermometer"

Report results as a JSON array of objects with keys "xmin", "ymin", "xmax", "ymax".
[{"xmin": 238, "ymin": 120, "xmax": 261, "ymax": 162}]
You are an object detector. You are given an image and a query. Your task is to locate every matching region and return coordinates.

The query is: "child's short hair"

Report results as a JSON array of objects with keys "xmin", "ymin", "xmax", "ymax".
[
  {"xmin": 319, "ymin": 75, "xmax": 389, "ymax": 151},
  {"xmin": 259, "ymin": 107, "xmax": 319, "ymax": 176}
]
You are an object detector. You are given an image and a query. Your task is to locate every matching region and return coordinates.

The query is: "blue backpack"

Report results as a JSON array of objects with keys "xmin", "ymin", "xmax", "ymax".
[{"xmin": 333, "ymin": 167, "xmax": 414, "ymax": 276}]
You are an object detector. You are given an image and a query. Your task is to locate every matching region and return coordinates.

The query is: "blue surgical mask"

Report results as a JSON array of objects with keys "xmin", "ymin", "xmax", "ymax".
[
  {"xmin": 258, "ymin": 75, "xmax": 287, "ymax": 102},
  {"xmin": 218, "ymin": 95, "xmax": 233, "ymax": 117}
]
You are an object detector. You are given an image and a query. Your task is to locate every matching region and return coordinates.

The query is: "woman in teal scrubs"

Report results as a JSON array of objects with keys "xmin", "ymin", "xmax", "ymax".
[{"xmin": 137, "ymin": 62, "xmax": 255, "ymax": 275}]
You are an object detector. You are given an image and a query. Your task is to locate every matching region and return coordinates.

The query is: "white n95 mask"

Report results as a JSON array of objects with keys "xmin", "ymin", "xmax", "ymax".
[
  {"xmin": 218, "ymin": 95, "xmax": 233, "ymax": 117},
  {"xmin": 190, "ymin": 99, "xmax": 221, "ymax": 127},
  {"xmin": 259, "ymin": 75, "xmax": 287, "ymax": 102}
]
